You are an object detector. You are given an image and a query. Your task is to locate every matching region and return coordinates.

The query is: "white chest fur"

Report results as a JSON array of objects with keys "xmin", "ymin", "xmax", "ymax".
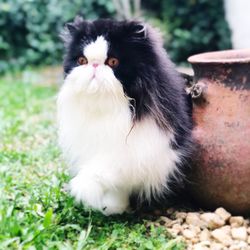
[{"xmin": 57, "ymin": 63, "xmax": 180, "ymax": 215}]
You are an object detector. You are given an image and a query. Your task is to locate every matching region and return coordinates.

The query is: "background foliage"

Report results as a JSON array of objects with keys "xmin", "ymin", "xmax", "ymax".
[
  {"xmin": 143, "ymin": 0, "xmax": 232, "ymax": 62},
  {"xmin": 0, "ymin": 0, "xmax": 115, "ymax": 73},
  {"xmin": 0, "ymin": 0, "xmax": 231, "ymax": 73}
]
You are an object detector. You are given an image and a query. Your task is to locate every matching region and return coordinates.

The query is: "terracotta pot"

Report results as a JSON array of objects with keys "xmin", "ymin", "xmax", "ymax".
[{"xmin": 187, "ymin": 49, "xmax": 250, "ymax": 214}]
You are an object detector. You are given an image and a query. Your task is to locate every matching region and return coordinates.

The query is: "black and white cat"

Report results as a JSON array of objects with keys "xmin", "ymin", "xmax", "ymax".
[{"xmin": 57, "ymin": 17, "xmax": 193, "ymax": 215}]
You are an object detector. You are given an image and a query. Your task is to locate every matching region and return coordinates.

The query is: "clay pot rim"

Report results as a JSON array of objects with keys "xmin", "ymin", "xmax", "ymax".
[{"xmin": 188, "ymin": 49, "xmax": 250, "ymax": 64}]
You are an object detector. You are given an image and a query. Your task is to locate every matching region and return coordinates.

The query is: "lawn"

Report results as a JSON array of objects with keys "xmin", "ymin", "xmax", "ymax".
[{"xmin": 0, "ymin": 70, "xmax": 185, "ymax": 250}]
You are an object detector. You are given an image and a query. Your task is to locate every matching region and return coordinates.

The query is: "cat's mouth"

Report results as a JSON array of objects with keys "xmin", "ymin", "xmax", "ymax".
[
  {"xmin": 89, "ymin": 70, "xmax": 102, "ymax": 83},
  {"xmin": 91, "ymin": 72, "xmax": 96, "ymax": 80}
]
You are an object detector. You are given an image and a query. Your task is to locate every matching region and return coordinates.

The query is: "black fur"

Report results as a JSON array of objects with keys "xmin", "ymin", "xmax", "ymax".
[{"xmin": 62, "ymin": 17, "xmax": 193, "ymax": 208}]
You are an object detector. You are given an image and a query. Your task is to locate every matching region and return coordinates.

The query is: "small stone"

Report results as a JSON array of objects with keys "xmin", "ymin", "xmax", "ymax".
[
  {"xmin": 200, "ymin": 212, "xmax": 225, "ymax": 229},
  {"xmin": 186, "ymin": 212, "xmax": 207, "ymax": 227},
  {"xmin": 210, "ymin": 242, "xmax": 225, "ymax": 250},
  {"xmin": 229, "ymin": 241, "xmax": 249, "ymax": 250},
  {"xmin": 188, "ymin": 225, "xmax": 201, "ymax": 234},
  {"xmin": 182, "ymin": 228, "xmax": 197, "ymax": 239},
  {"xmin": 168, "ymin": 224, "xmax": 182, "ymax": 236},
  {"xmin": 211, "ymin": 228, "xmax": 233, "ymax": 246},
  {"xmin": 229, "ymin": 216, "xmax": 244, "ymax": 227},
  {"xmin": 247, "ymin": 236, "xmax": 250, "ymax": 244},
  {"xmin": 159, "ymin": 216, "xmax": 172, "ymax": 225},
  {"xmin": 200, "ymin": 229, "xmax": 211, "ymax": 241},
  {"xmin": 229, "ymin": 245, "xmax": 240, "ymax": 250},
  {"xmin": 191, "ymin": 237, "xmax": 199, "ymax": 244},
  {"xmin": 168, "ymin": 228, "xmax": 180, "ymax": 237},
  {"xmin": 245, "ymin": 219, "xmax": 250, "ymax": 226},
  {"xmin": 175, "ymin": 212, "xmax": 187, "ymax": 220},
  {"xmin": 215, "ymin": 207, "xmax": 231, "ymax": 221},
  {"xmin": 172, "ymin": 223, "xmax": 182, "ymax": 231},
  {"xmin": 182, "ymin": 223, "xmax": 189, "ymax": 229},
  {"xmin": 166, "ymin": 219, "xmax": 182, "ymax": 227},
  {"xmin": 243, "ymin": 219, "xmax": 250, "ymax": 227},
  {"xmin": 193, "ymin": 246, "xmax": 210, "ymax": 250},
  {"xmin": 193, "ymin": 242, "xmax": 210, "ymax": 250},
  {"xmin": 220, "ymin": 225, "xmax": 231, "ymax": 234},
  {"xmin": 231, "ymin": 227, "xmax": 247, "ymax": 241}
]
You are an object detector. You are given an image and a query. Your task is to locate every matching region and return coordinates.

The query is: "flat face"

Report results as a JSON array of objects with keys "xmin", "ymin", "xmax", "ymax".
[{"xmin": 63, "ymin": 19, "xmax": 157, "ymax": 97}]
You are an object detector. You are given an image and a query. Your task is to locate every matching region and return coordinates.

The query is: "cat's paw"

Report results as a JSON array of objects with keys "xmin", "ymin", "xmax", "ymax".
[
  {"xmin": 101, "ymin": 190, "xmax": 129, "ymax": 216},
  {"xmin": 68, "ymin": 174, "xmax": 104, "ymax": 211},
  {"xmin": 68, "ymin": 174, "xmax": 130, "ymax": 215}
]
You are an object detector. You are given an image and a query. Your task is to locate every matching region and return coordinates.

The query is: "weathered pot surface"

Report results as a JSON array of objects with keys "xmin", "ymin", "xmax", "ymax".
[{"xmin": 187, "ymin": 49, "xmax": 250, "ymax": 215}]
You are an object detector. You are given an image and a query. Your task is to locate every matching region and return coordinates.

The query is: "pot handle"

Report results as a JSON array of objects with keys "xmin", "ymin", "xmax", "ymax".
[{"xmin": 180, "ymin": 72, "xmax": 206, "ymax": 99}]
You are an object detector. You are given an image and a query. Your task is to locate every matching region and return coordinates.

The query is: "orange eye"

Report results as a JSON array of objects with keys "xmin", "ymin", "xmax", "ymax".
[
  {"xmin": 78, "ymin": 56, "xmax": 88, "ymax": 65},
  {"xmin": 106, "ymin": 57, "xmax": 119, "ymax": 68}
]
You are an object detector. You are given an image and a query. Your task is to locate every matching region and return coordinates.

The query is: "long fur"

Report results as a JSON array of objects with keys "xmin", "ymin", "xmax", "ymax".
[{"xmin": 57, "ymin": 17, "xmax": 193, "ymax": 215}]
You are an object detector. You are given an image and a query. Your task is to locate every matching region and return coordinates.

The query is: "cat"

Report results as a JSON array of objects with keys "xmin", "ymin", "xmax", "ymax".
[{"xmin": 57, "ymin": 16, "xmax": 193, "ymax": 216}]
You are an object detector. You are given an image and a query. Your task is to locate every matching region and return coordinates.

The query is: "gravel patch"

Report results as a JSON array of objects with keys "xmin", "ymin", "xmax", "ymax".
[{"xmin": 154, "ymin": 207, "xmax": 250, "ymax": 250}]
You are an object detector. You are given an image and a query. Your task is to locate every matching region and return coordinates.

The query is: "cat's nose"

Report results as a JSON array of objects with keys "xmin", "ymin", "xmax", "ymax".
[{"xmin": 92, "ymin": 63, "xmax": 99, "ymax": 68}]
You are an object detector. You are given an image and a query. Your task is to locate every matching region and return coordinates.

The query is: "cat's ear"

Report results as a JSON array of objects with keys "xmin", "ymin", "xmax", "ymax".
[
  {"xmin": 127, "ymin": 22, "xmax": 147, "ymax": 39},
  {"xmin": 66, "ymin": 15, "xmax": 84, "ymax": 35},
  {"xmin": 60, "ymin": 16, "xmax": 85, "ymax": 46}
]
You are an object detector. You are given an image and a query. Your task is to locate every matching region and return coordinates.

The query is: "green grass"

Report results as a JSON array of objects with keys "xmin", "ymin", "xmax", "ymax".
[{"xmin": 0, "ymin": 72, "xmax": 185, "ymax": 250}]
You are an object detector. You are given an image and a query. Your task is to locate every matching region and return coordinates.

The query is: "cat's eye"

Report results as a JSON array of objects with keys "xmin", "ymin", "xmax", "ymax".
[
  {"xmin": 78, "ymin": 56, "xmax": 88, "ymax": 65},
  {"xmin": 106, "ymin": 57, "xmax": 119, "ymax": 68}
]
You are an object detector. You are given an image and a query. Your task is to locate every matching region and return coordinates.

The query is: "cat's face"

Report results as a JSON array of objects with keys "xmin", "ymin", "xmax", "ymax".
[{"xmin": 62, "ymin": 18, "xmax": 158, "ymax": 96}]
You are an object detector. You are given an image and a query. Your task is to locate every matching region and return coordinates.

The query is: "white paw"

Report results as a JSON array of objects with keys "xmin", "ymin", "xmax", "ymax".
[
  {"xmin": 69, "ymin": 174, "xmax": 104, "ymax": 211},
  {"xmin": 101, "ymin": 190, "xmax": 129, "ymax": 216},
  {"xmin": 68, "ymin": 174, "xmax": 130, "ymax": 215}
]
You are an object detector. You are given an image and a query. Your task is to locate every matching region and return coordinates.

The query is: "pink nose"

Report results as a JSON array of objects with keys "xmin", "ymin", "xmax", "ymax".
[{"xmin": 92, "ymin": 63, "xmax": 99, "ymax": 68}]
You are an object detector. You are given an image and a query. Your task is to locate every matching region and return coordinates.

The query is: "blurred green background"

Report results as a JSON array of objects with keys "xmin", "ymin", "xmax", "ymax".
[{"xmin": 0, "ymin": 0, "xmax": 232, "ymax": 74}]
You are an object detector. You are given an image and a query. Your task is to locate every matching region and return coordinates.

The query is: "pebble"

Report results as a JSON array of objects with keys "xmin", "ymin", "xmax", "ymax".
[
  {"xmin": 220, "ymin": 225, "xmax": 231, "ymax": 234},
  {"xmin": 199, "ymin": 229, "xmax": 211, "ymax": 241},
  {"xmin": 193, "ymin": 244, "xmax": 210, "ymax": 250},
  {"xmin": 159, "ymin": 216, "xmax": 171, "ymax": 225},
  {"xmin": 151, "ymin": 207, "xmax": 250, "ymax": 249},
  {"xmin": 215, "ymin": 207, "xmax": 231, "ymax": 221},
  {"xmin": 181, "ymin": 223, "xmax": 189, "ymax": 229},
  {"xmin": 200, "ymin": 212, "xmax": 225, "ymax": 229},
  {"xmin": 231, "ymin": 227, "xmax": 247, "ymax": 241},
  {"xmin": 172, "ymin": 223, "xmax": 182, "ymax": 231},
  {"xmin": 229, "ymin": 216, "xmax": 244, "ymax": 227},
  {"xmin": 229, "ymin": 241, "xmax": 249, "ymax": 250},
  {"xmin": 182, "ymin": 228, "xmax": 197, "ymax": 239},
  {"xmin": 167, "ymin": 219, "xmax": 183, "ymax": 227},
  {"xmin": 246, "ymin": 219, "xmax": 250, "ymax": 225},
  {"xmin": 168, "ymin": 228, "xmax": 180, "ymax": 237},
  {"xmin": 210, "ymin": 242, "xmax": 225, "ymax": 250},
  {"xmin": 192, "ymin": 242, "xmax": 211, "ymax": 250},
  {"xmin": 168, "ymin": 223, "xmax": 182, "ymax": 236},
  {"xmin": 211, "ymin": 227, "xmax": 233, "ymax": 246},
  {"xmin": 186, "ymin": 212, "xmax": 207, "ymax": 228},
  {"xmin": 175, "ymin": 212, "xmax": 187, "ymax": 220},
  {"xmin": 191, "ymin": 237, "xmax": 199, "ymax": 244},
  {"xmin": 190, "ymin": 225, "xmax": 201, "ymax": 234}
]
